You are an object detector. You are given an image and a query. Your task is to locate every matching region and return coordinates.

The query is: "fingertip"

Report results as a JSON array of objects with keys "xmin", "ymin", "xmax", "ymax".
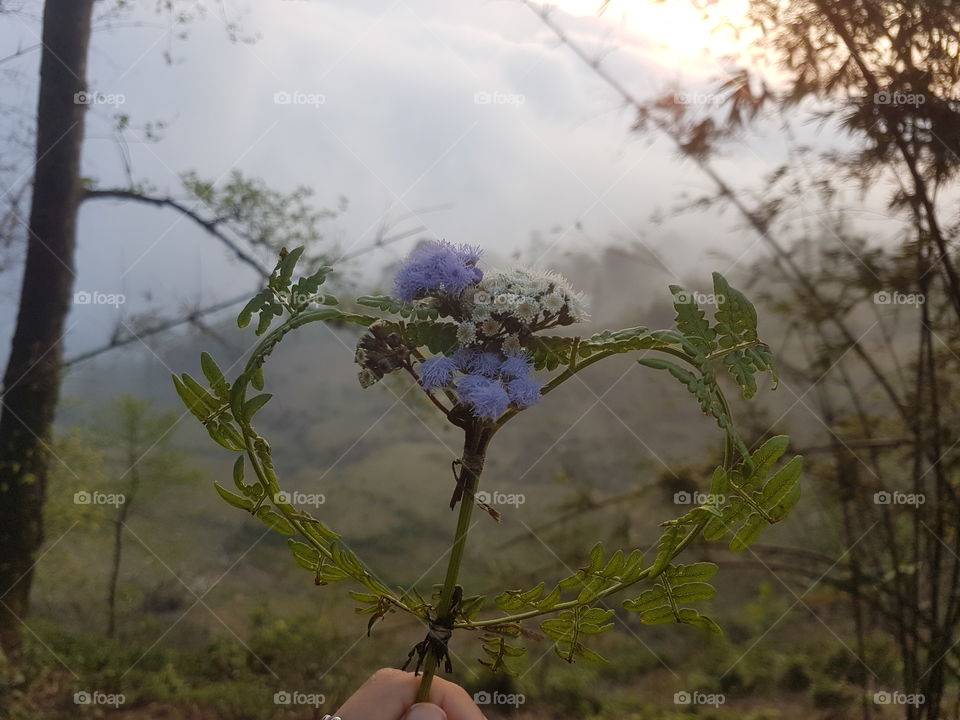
[
  {"xmin": 403, "ymin": 702, "xmax": 448, "ymax": 720},
  {"xmin": 425, "ymin": 676, "xmax": 486, "ymax": 720}
]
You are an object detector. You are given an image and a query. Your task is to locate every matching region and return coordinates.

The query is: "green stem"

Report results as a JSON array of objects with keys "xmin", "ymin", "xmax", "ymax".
[{"xmin": 416, "ymin": 426, "xmax": 490, "ymax": 702}]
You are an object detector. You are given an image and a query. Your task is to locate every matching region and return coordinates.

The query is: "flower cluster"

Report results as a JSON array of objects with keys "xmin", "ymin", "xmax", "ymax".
[
  {"xmin": 393, "ymin": 240, "xmax": 483, "ymax": 302},
  {"xmin": 462, "ymin": 268, "xmax": 589, "ymax": 351},
  {"xmin": 418, "ymin": 350, "xmax": 542, "ymax": 420},
  {"xmin": 357, "ymin": 240, "xmax": 588, "ymax": 421},
  {"xmin": 355, "ymin": 324, "xmax": 410, "ymax": 388}
]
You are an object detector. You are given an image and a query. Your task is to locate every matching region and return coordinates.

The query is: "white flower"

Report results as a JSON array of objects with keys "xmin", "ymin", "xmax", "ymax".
[
  {"xmin": 565, "ymin": 292, "xmax": 590, "ymax": 322},
  {"xmin": 479, "ymin": 275, "xmax": 507, "ymax": 296},
  {"xmin": 471, "ymin": 301, "xmax": 492, "ymax": 321},
  {"xmin": 515, "ymin": 297, "xmax": 540, "ymax": 322},
  {"xmin": 456, "ymin": 322, "xmax": 477, "ymax": 344},
  {"xmin": 481, "ymin": 319, "xmax": 501, "ymax": 336},
  {"xmin": 494, "ymin": 293, "xmax": 516, "ymax": 309},
  {"xmin": 479, "ymin": 268, "xmax": 589, "ymax": 326},
  {"xmin": 541, "ymin": 292, "xmax": 564, "ymax": 313},
  {"xmin": 502, "ymin": 335, "xmax": 522, "ymax": 355}
]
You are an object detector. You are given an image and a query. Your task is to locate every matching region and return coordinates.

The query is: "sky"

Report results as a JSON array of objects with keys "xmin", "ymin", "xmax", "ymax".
[{"xmin": 0, "ymin": 0, "xmax": 867, "ymax": 362}]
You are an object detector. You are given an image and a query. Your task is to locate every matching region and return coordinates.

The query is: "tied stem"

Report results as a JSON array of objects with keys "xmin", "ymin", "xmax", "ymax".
[{"xmin": 415, "ymin": 427, "xmax": 490, "ymax": 702}]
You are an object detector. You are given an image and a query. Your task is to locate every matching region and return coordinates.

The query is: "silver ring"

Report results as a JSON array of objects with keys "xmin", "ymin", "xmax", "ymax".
[{"xmin": 321, "ymin": 715, "xmax": 342, "ymax": 720}]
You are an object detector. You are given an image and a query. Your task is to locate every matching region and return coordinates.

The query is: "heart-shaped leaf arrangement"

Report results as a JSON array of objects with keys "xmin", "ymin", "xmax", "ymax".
[{"xmin": 174, "ymin": 242, "xmax": 801, "ymax": 699}]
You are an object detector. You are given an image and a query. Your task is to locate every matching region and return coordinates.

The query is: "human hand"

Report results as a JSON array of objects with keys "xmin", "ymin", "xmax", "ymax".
[{"xmin": 335, "ymin": 668, "xmax": 486, "ymax": 720}]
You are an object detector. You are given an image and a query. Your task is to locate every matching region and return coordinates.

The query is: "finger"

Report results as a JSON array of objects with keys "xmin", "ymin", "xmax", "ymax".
[{"xmin": 336, "ymin": 668, "xmax": 486, "ymax": 720}]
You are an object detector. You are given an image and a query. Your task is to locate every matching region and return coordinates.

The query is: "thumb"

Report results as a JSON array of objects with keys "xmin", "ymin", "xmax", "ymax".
[{"xmin": 402, "ymin": 702, "xmax": 448, "ymax": 720}]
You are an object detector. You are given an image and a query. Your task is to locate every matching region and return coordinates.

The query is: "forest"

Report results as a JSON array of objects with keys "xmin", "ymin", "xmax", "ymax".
[{"xmin": 0, "ymin": 1, "xmax": 958, "ymax": 719}]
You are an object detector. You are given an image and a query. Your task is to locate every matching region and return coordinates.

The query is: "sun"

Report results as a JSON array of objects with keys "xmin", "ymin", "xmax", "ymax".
[{"xmin": 546, "ymin": 0, "xmax": 758, "ymax": 72}]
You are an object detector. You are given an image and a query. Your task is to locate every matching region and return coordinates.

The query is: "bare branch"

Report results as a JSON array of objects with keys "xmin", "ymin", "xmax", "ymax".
[{"xmin": 82, "ymin": 188, "xmax": 271, "ymax": 278}]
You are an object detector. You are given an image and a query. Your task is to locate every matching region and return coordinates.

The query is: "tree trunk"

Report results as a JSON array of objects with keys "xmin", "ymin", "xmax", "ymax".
[
  {"xmin": 0, "ymin": 0, "xmax": 95, "ymax": 656},
  {"xmin": 107, "ymin": 440, "xmax": 140, "ymax": 639}
]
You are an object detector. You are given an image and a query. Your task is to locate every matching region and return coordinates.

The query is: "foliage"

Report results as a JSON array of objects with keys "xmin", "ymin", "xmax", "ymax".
[
  {"xmin": 180, "ymin": 170, "xmax": 346, "ymax": 269},
  {"xmin": 173, "ymin": 244, "xmax": 802, "ymax": 687}
]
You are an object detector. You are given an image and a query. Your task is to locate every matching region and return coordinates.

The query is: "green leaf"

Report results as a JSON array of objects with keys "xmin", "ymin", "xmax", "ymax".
[
  {"xmin": 622, "ymin": 587, "xmax": 666, "ymax": 613},
  {"xmin": 479, "ymin": 634, "xmax": 527, "ymax": 675},
  {"xmin": 602, "ymin": 550, "xmax": 625, "ymax": 578},
  {"xmin": 671, "ymin": 562, "xmax": 718, "ymax": 583},
  {"xmin": 357, "ymin": 295, "xmax": 440, "ymax": 320},
  {"xmin": 232, "ymin": 456, "xmax": 245, "ymax": 489},
  {"xmin": 542, "ymin": 607, "xmax": 611, "ymax": 664},
  {"xmin": 200, "ymin": 352, "xmax": 229, "ymax": 398},
  {"xmin": 760, "ymin": 455, "xmax": 803, "ymax": 521},
  {"xmin": 621, "ymin": 549, "xmax": 646, "ymax": 583},
  {"xmin": 181, "ymin": 374, "xmax": 220, "ymax": 413},
  {"xmin": 700, "ymin": 441, "xmax": 802, "ymax": 550},
  {"xmin": 242, "ymin": 393, "xmax": 272, "ymax": 420},
  {"xmin": 588, "ymin": 542, "xmax": 605, "ymax": 571},
  {"xmin": 651, "ymin": 524, "xmax": 688, "ymax": 577},
  {"xmin": 206, "ymin": 421, "xmax": 245, "ymax": 451},
  {"xmin": 458, "ymin": 594, "xmax": 486, "ymax": 621},
  {"xmin": 747, "ymin": 435, "xmax": 790, "ymax": 480},
  {"xmin": 635, "ymin": 604, "xmax": 675, "ymax": 625},
  {"xmin": 288, "ymin": 539, "xmax": 321, "ymax": 571},
  {"xmin": 229, "ymin": 456, "xmax": 265, "ymax": 501},
  {"xmin": 302, "ymin": 519, "xmax": 341, "ymax": 544},
  {"xmin": 711, "ymin": 272, "xmax": 776, "ymax": 398},
  {"xmin": 255, "ymin": 507, "xmax": 296, "ymax": 536},
  {"xmin": 317, "ymin": 564, "xmax": 352, "ymax": 584},
  {"xmin": 238, "ymin": 290, "xmax": 271, "ymax": 329},
  {"xmin": 623, "ymin": 563, "xmax": 722, "ymax": 635},
  {"xmin": 172, "ymin": 375, "xmax": 207, "ymax": 420},
  {"xmin": 677, "ymin": 608, "xmax": 722, "ymax": 635},
  {"xmin": 669, "ymin": 284, "xmax": 716, "ymax": 359},
  {"xmin": 526, "ymin": 326, "xmax": 657, "ymax": 370},
  {"xmin": 730, "ymin": 513, "xmax": 766, "ymax": 552},
  {"xmin": 276, "ymin": 246, "xmax": 305, "ymax": 287},
  {"xmin": 392, "ymin": 320, "xmax": 458, "ymax": 354},
  {"xmin": 214, "ymin": 482, "xmax": 254, "ymax": 511}
]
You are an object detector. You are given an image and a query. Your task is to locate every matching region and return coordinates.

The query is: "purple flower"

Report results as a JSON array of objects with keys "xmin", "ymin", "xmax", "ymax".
[
  {"xmin": 450, "ymin": 349, "xmax": 477, "ymax": 372},
  {"xmin": 418, "ymin": 355, "xmax": 456, "ymax": 390},
  {"xmin": 507, "ymin": 376, "xmax": 542, "ymax": 408},
  {"xmin": 456, "ymin": 373, "xmax": 510, "ymax": 420},
  {"xmin": 471, "ymin": 352, "xmax": 502, "ymax": 377},
  {"xmin": 499, "ymin": 354, "xmax": 532, "ymax": 380},
  {"xmin": 447, "ymin": 349, "xmax": 499, "ymax": 376},
  {"xmin": 393, "ymin": 240, "xmax": 484, "ymax": 302}
]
